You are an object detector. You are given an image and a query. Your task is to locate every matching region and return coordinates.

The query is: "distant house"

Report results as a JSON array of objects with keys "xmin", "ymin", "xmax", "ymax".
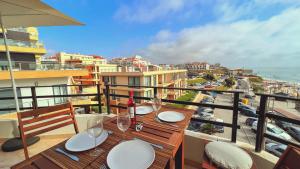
[
  {"xmin": 229, "ymin": 68, "xmax": 253, "ymax": 76},
  {"xmin": 185, "ymin": 62, "xmax": 210, "ymax": 71}
]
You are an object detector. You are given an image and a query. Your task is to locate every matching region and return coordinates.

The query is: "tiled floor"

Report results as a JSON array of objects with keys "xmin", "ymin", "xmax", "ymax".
[{"xmin": 0, "ymin": 134, "xmax": 71, "ymax": 169}]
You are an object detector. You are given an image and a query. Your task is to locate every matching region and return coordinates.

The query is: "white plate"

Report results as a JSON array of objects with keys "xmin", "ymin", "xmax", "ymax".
[
  {"xmin": 107, "ymin": 140, "xmax": 155, "ymax": 169},
  {"xmin": 136, "ymin": 106, "xmax": 153, "ymax": 115},
  {"xmin": 65, "ymin": 130, "xmax": 108, "ymax": 152},
  {"xmin": 158, "ymin": 111, "xmax": 185, "ymax": 122}
]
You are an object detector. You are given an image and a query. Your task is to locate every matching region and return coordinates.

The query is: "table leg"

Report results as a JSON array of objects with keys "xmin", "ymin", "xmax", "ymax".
[{"xmin": 175, "ymin": 141, "xmax": 184, "ymax": 169}]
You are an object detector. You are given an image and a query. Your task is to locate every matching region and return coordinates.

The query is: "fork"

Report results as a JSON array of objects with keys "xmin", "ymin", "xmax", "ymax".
[{"xmin": 100, "ymin": 163, "xmax": 108, "ymax": 169}]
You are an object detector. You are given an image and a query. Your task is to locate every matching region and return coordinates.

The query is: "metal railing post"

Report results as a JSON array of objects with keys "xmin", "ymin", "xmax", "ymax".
[
  {"xmin": 105, "ymin": 82, "xmax": 111, "ymax": 114},
  {"xmin": 255, "ymin": 95, "xmax": 268, "ymax": 152},
  {"xmin": 154, "ymin": 86, "xmax": 158, "ymax": 97},
  {"xmin": 97, "ymin": 83, "xmax": 102, "ymax": 114},
  {"xmin": 231, "ymin": 92, "xmax": 239, "ymax": 142},
  {"xmin": 31, "ymin": 86, "xmax": 38, "ymax": 109}
]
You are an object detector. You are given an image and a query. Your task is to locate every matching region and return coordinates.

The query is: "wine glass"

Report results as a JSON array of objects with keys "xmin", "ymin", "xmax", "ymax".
[
  {"xmin": 117, "ymin": 110, "xmax": 131, "ymax": 141},
  {"xmin": 151, "ymin": 94, "xmax": 162, "ymax": 117},
  {"xmin": 87, "ymin": 115, "xmax": 103, "ymax": 157}
]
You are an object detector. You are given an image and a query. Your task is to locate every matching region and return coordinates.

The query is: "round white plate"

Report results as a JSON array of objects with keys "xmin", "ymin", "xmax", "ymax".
[
  {"xmin": 107, "ymin": 140, "xmax": 155, "ymax": 169},
  {"xmin": 136, "ymin": 106, "xmax": 153, "ymax": 115},
  {"xmin": 65, "ymin": 130, "xmax": 108, "ymax": 152},
  {"xmin": 158, "ymin": 111, "xmax": 185, "ymax": 122}
]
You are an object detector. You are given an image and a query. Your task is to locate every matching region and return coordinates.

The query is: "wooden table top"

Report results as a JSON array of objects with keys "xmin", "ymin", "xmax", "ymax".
[{"xmin": 12, "ymin": 105, "xmax": 194, "ymax": 169}]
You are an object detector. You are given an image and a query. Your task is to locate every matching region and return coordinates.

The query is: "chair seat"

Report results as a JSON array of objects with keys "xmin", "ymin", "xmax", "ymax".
[{"xmin": 1, "ymin": 136, "xmax": 40, "ymax": 152}]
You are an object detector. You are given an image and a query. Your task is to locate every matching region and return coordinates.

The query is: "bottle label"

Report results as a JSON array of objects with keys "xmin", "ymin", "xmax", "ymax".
[{"xmin": 129, "ymin": 107, "xmax": 135, "ymax": 118}]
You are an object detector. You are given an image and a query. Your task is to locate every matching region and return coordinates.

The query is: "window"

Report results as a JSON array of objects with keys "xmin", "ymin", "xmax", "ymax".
[
  {"xmin": 53, "ymin": 85, "xmax": 67, "ymax": 104},
  {"xmin": 276, "ymin": 148, "xmax": 285, "ymax": 153},
  {"xmin": 128, "ymin": 77, "xmax": 140, "ymax": 87},
  {"xmin": 111, "ymin": 90, "xmax": 116, "ymax": 100},
  {"xmin": 145, "ymin": 90, "xmax": 152, "ymax": 98},
  {"xmin": 129, "ymin": 91, "xmax": 141, "ymax": 103},
  {"xmin": 102, "ymin": 76, "xmax": 109, "ymax": 83},
  {"xmin": 153, "ymin": 75, "xmax": 157, "ymax": 86},
  {"xmin": 111, "ymin": 76, "xmax": 116, "ymax": 85},
  {"xmin": 144, "ymin": 76, "xmax": 151, "ymax": 86}
]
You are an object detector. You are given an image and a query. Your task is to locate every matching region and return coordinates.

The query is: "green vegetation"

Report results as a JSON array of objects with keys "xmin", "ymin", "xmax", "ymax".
[
  {"xmin": 252, "ymin": 84, "xmax": 265, "ymax": 93},
  {"xmin": 215, "ymin": 85, "xmax": 229, "ymax": 91},
  {"xmin": 203, "ymin": 73, "xmax": 216, "ymax": 81},
  {"xmin": 167, "ymin": 91, "xmax": 197, "ymax": 108},
  {"xmin": 249, "ymin": 76, "xmax": 264, "ymax": 83},
  {"xmin": 249, "ymin": 76, "xmax": 264, "ymax": 93},
  {"xmin": 91, "ymin": 105, "xmax": 107, "ymax": 113},
  {"xmin": 200, "ymin": 123, "xmax": 215, "ymax": 134},
  {"xmin": 224, "ymin": 77, "xmax": 236, "ymax": 87},
  {"xmin": 187, "ymin": 77, "xmax": 207, "ymax": 85}
]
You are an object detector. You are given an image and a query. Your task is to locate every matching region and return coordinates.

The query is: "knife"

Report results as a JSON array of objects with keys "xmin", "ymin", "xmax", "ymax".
[
  {"xmin": 55, "ymin": 148, "xmax": 79, "ymax": 161},
  {"xmin": 134, "ymin": 138, "xmax": 164, "ymax": 150}
]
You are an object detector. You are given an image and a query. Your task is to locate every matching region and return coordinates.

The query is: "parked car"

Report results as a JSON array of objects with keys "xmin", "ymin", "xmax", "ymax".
[
  {"xmin": 252, "ymin": 121, "xmax": 292, "ymax": 141},
  {"xmin": 275, "ymin": 119, "xmax": 292, "ymax": 130},
  {"xmin": 265, "ymin": 143, "xmax": 287, "ymax": 157},
  {"xmin": 197, "ymin": 107, "xmax": 214, "ymax": 119},
  {"xmin": 201, "ymin": 96, "xmax": 215, "ymax": 104},
  {"xmin": 245, "ymin": 117, "xmax": 258, "ymax": 126},
  {"xmin": 214, "ymin": 118, "xmax": 224, "ymax": 133},
  {"xmin": 286, "ymin": 126, "xmax": 300, "ymax": 142},
  {"xmin": 240, "ymin": 107, "xmax": 258, "ymax": 117}
]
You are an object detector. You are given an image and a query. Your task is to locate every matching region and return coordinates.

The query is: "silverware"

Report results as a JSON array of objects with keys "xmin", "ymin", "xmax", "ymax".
[
  {"xmin": 55, "ymin": 148, "xmax": 79, "ymax": 161},
  {"xmin": 155, "ymin": 116, "xmax": 179, "ymax": 128},
  {"xmin": 107, "ymin": 130, "xmax": 113, "ymax": 135},
  {"xmin": 100, "ymin": 163, "xmax": 108, "ymax": 169},
  {"xmin": 134, "ymin": 137, "xmax": 163, "ymax": 150}
]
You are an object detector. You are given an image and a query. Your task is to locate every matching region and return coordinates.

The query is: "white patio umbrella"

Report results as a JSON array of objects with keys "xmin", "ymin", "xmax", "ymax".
[{"xmin": 0, "ymin": 0, "xmax": 83, "ymax": 111}]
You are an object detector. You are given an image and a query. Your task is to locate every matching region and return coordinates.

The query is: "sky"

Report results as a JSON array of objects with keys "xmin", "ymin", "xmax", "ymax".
[{"xmin": 40, "ymin": 0, "xmax": 300, "ymax": 68}]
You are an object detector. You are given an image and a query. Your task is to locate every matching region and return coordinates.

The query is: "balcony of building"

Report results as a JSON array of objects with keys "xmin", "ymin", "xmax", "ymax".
[{"xmin": 0, "ymin": 84, "xmax": 299, "ymax": 169}]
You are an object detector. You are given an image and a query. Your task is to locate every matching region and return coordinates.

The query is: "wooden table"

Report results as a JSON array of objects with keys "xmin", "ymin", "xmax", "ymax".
[{"xmin": 12, "ymin": 105, "xmax": 194, "ymax": 169}]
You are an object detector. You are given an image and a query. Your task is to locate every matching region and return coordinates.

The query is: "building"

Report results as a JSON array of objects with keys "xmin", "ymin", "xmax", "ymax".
[
  {"xmin": 53, "ymin": 52, "xmax": 107, "ymax": 65},
  {"xmin": 185, "ymin": 62, "xmax": 210, "ymax": 71},
  {"xmin": 0, "ymin": 28, "xmax": 88, "ymax": 113},
  {"xmin": 51, "ymin": 52, "xmax": 118, "ymax": 85},
  {"xmin": 100, "ymin": 69, "xmax": 187, "ymax": 104},
  {"xmin": 110, "ymin": 55, "xmax": 151, "ymax": 67},
  {"xmin": 0, "ymin": 27, "xmax": 46, "ymax": 70}
]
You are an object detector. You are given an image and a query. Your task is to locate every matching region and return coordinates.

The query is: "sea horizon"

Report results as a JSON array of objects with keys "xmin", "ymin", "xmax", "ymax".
[{"xmin": 248, "ymin": 66, "xmax": 300, "ymax": 84}]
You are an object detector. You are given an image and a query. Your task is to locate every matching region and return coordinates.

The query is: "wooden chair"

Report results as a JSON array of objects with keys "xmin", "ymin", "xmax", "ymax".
[
  {"xmin": 17, "ymin": 102, "xmax": 79, "ymax": 160},
  {"xmin": 273, "ymin": 145, "xmax": 300, "ymax": 169}
]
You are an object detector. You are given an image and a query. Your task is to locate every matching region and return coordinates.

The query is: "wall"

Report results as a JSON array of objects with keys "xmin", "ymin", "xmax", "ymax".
[{"xmin": 0, "ymin": 77, "xmax": 70, "ymax": 113}]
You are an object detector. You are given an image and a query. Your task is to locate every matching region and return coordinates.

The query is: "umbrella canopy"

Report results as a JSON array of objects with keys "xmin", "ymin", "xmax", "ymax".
[
  {"xmin": 0, "ymin": 0, "xmax": 83, "ymax": 112},
  {"xmin": 0, "ymin": 0, "xmax": 83, "ymax": 28}
]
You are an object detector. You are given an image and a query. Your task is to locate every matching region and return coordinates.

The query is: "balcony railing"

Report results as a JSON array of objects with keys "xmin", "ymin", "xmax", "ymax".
[
  {"xmin": 0, "ymin": 61, "xmax": 84, "ymax": 71},
  {"xmin": 0, "ymin": 84, "xmax": 299, "ymax": 153},
  {"xmin": 0, "ymin": 38, "xmax": 44, "ymax": 48}
]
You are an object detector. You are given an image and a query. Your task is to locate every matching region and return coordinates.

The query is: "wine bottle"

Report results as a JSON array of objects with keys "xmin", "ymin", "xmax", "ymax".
[{"xmin": 128, "ymin": 90, "xmax": 136, "ymax": 126}]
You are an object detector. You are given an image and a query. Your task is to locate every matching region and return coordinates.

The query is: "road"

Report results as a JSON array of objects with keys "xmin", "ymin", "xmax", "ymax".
[{"xmin": 212, "ymin": 93, "xmax": 257, "ymax": 145}]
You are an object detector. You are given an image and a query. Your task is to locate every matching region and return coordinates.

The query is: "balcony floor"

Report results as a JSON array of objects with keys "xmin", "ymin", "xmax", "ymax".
[{"xmin": 0, "ymin": 135, "xmax": 71, "ymax": 169}]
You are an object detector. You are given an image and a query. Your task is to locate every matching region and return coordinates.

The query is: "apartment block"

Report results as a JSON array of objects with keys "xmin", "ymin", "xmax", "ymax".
[
  {"xmin": 0, "ymin": 27, "xmax": 46, "ymax": 70},
  {"xmin": 100, "ymin": 69, "xmax": 187, "ymax": 104},
  {"xmin": 52, "ymin": 52, "xmax": 118, "ymax": 85}
]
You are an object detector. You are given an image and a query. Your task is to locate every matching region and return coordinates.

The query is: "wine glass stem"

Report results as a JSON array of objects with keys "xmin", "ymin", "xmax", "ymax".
[
  {"xmin": 94, "ymin": 137, "xmax": 96, "ymax": 151},
  {"xmin": 122, "ymin": 131, "xmax": 125, "ymax": 140}
]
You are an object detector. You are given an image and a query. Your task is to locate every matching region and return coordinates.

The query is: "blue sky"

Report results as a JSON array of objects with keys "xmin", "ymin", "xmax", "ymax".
[{"xmin": 40, "ymin": 0, "xmax": 300, "ymax": 68}]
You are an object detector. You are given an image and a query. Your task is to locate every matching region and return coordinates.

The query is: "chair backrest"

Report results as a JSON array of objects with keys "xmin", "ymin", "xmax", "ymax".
[
  {"xmin": 17, "ymin": 102, "xmax": 79, "ymax": 159},
  {"xmin": 273, "ymin": 145, "xmax": 300, "ymax": 169}
]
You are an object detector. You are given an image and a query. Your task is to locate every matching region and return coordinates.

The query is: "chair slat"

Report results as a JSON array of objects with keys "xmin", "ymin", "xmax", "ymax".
[
  {"xmin": 20, "ymin": 103, "xmax": 71, "ymax": 118},
  {"xmin": 23, "ymin": 116, "xmax": 73, "ymax": 132},
  {"xmin": 26, "ymin": 120, "xmax": 74, "ymax": 138},
  {"xmin": 22, "ymin": 110, "xmax": 71, "ymax": 125}
]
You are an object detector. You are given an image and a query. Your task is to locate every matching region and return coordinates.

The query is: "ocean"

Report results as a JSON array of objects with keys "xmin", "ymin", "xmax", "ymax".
[{"xmin": 252, "ymin": 67, "xmax": 300, "ymax": 84}]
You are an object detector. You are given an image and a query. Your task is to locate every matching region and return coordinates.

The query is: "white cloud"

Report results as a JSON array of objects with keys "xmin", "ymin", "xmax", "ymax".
[
  {"xmin": 114, "ymin": 0, "xmax": 198, "ymax": 23},
  {"xmin": 140, "ymin": 7, "xmax": 300, "ymax": 67}
]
